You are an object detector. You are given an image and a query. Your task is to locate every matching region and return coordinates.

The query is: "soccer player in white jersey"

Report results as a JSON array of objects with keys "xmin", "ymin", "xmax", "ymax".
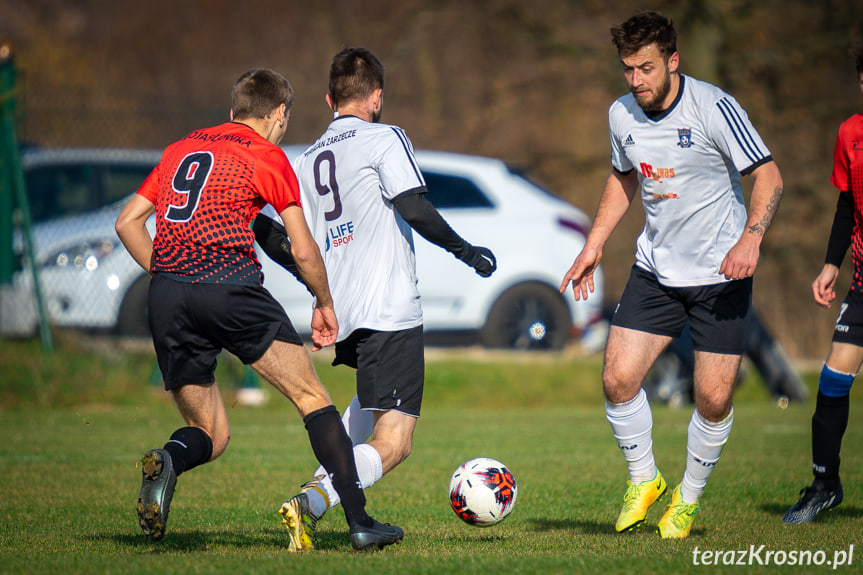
[
  {"xmin": 253, "ymin": 47, "xmax": 496, "ymax": 551},
  {"xmin": 560, "ymin": 10, "xmax": 783, "ymax": 539}
]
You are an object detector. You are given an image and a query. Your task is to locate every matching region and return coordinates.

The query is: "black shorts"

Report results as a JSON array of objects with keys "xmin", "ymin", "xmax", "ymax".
[
  {"xmin": 333, "ymin": 325, "xmax": 424, "ymax": 417},
  {"xmin": 148, "ymin": 274, "xmax": 304, "ymax": 390},
  {"xmin": 832, "ymin": 288, "xmax": 863, "ymax": 345},
  {"xmin": 611, "ymin": 265, "xmax": 752, "ymax": 355}
]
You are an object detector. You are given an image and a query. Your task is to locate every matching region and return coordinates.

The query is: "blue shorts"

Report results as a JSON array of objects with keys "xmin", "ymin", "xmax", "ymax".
[{"xmin": 611, "ymin": 265, "xmax": 753, "ymax": 355}]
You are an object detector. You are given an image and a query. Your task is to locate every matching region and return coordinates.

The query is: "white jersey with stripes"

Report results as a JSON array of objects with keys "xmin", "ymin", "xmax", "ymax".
[
  {"xmin": 609, "ymin": 74, "xmax": 772, "ymax": 287},
  {"xmin": 268, "ymin": 115, "xmax": 426, "ymax": 340}
]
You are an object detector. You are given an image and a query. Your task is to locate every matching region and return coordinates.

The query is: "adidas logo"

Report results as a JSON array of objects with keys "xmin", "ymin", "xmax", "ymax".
[
  {"xmin": 623, "ymin": 134, "xmax": 635, "ymax": 147},
  {"xmin": 817, "ymin": 495, "xmax": 836, "ymax": 512}
]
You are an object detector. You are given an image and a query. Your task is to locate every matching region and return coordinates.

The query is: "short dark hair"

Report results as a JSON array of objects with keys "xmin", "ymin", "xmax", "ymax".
[
  {"xmin": 328, "ymin": 47, "xmax": 384, "ymax": 108},
  {"xmin": 610, "ymin": 9, "xmax": 677, "ymax": 60},
  {"xmin": 851, "ymin": 39, "xmax": 863, "ymax": 76},
  {"xmin": 231, "ymin": 68, "xmax": 294, "ymax": 121}
]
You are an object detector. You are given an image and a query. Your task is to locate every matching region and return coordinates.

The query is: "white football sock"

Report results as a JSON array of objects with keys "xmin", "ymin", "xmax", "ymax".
[
  {"xmin": 307, "ymin": 443, "xmax": 383, "ymax": 517},
  {"xmin": 606, "ymin": 388, "xmax": 656, "ymax": 484},
  {"xmin": 340, "ymin": 395, "xmax": 375, "ymax": 444},
  {"xmin": 681, "ymin": 408, "xmax": 734, "ymax": 504}
]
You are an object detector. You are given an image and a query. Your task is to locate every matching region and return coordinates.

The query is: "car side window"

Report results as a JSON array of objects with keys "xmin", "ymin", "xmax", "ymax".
[
  {"xmin": 103, "ymin": 165, "xmax": 155, "ymax": 206},
  {"xmin": 24, "ymin": 164, "xmax": 98, "ymax": 222},
  {"xmin": 422, "ymin": 171, "xmax": 493, "ymax": 209}
]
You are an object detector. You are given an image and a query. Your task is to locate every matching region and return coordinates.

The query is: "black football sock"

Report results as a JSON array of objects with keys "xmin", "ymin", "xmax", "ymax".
[
  {"xmin": 811, "ymin": 392, "xmax": 849, "ymax": 487},
  {"xmin": 163, "ymin": 426, "xmax": 213, "ymax": 476},
  {"xmin": 303, "ymin": 405, "xmax": 372, "ymax": 528}
]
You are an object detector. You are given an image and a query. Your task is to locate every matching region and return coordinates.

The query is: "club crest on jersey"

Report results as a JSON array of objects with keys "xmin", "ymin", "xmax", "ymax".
[
  {"xmin": 677, "ymin": 127, "xmax": 692, "ymax": 148},
  {"xmin": 326, "ymin": 221, "xmax": 355, "ymax": 252}
]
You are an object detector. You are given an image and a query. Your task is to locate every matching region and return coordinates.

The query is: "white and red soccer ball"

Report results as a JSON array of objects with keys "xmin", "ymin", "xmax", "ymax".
[{"xmin": 449, "ymin": 457, "xmax": 517, "ymax": 527}]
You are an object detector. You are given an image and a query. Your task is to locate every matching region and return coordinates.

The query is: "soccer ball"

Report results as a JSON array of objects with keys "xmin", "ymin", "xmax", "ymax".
[{"xmin": 448, "ymin": 457, "xmax": 517, "ymax": 527}]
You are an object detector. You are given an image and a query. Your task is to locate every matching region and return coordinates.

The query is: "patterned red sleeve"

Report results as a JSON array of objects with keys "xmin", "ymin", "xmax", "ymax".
[
  {"xmin": 830, "ymin": 119, "xmax": 854, "ymax": 193},
  {"xmin": 135, "ymin": 164, "xmax": 161, "ymax": 204},
  {"xmin": 254, "ymin": 147, "xmax": 301, "ymax": 214}
]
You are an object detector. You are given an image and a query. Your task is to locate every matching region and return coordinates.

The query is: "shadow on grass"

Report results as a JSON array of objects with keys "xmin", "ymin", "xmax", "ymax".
[
  {"xmin": 308, "ymin": 531, "xmax": 352, "ymax": 550},
  {"xmin": 102, "ymin": 528, "xmax": 350, "ymax": 551},
  {"xmin": 530, "ymin": 517, "xmax": 616, "ymax": 535},
  {"xmin": 104, "ymin": 528, "xmax": 364, "ymax": 553},
  {"xmin": 104, "ymin": 530, "xmax": 282, "ymax": 551},
  {"xmin": 529, "ymin": 517, "xmax": 706, "ymax": 538},
  {"xmin": 759, "ymin": 502, "xmax": 863, "ymax": 520}
]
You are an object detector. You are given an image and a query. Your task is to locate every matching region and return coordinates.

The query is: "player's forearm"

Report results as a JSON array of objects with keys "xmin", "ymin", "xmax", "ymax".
[
  {"xmin": 252, "ymin": 215, "xmax": 311, "ymax": 292},
  {"xmin": 292, "ymin": 247, "xmax": 334, "ymax": 309},
  {"xmin": 743, "ymin": 161, "xmax": 783, "ymax": 243},
  {"xmin": 115, "ymin": 196, "xmax": 156, "ymax": 273},
  {"xmin": 118, "ymin": 227, "xmax": 154, "ymax": 273},
  {"xmin": 586, "ymin": 170, "xmax": 637, "ymax": 251},
  {"xmin": 825, "ymin": 191, "xmax": 854, "ymax": 267},
  {"xmin": 277, "ymin": 204, "xmax": 332, "ymax": 305},
  {"xmin": 391, "ymin": 189, "xmax": 494, "ymax": 274}
]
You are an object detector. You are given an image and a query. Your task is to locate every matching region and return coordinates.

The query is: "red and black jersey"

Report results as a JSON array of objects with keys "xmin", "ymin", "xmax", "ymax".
[
  {"xmin": 137, "ymin": 122, "xmax": 300, "ymax": 285},
  {"xmin": 831, "ymin": 114, "xmax": 863, "ymax": 289}
]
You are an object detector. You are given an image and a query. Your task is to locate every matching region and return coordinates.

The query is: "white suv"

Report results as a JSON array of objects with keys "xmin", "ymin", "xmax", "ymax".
[
  {"xmin": 262, "ymin": 147, "xmax": 604, "ymax": 350},
  {"xmin": 2, "ymin": 147, "xmax": 604, "ymax": 350}
]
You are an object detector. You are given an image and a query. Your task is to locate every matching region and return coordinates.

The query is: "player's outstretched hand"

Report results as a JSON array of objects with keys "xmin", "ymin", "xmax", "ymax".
[
  {"xmin": 559, "ymin": 247, "xmax": 600, "ymax": 301},
  {"xmin": 719, "ymin": 233, "xmax": 760, "ymax": 280},
  {"xmin": 461, "ymin": 244, "xmax": 497, "ymax": 277},
  {"xmin": 310, "ymin": 305, "xmax": 338, "ymax": 351},
  {"xmin": 812, "ymin": 263, "xmax": 840, "ymax": 309}
]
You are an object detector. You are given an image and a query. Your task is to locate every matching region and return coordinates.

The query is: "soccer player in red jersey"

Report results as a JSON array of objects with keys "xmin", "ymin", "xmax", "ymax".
[
  {"xmin": 784, "ymin": 42, "xmax": 863, "ymax": 524},
  {"xmin": 115, "ymin": 68, "xmax": 402, "ymax": 550}
]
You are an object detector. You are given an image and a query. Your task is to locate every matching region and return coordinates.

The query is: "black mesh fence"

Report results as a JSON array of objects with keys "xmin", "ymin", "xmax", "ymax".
[
  {"xmin": 0, "ymin": 55, "xmax": 232, "ymax": 340},
  {"xmin": 0, "ymin": 148, "xmax": 163, "ymax": 338}
]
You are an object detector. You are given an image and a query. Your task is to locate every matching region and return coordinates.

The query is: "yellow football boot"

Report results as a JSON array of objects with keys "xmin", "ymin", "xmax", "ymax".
[
  {"xmin": 278, "ymin": 475, "xmax": 327, "ymax": 552},
  {"xmin": 615, "ymin": 470, "xmax": 667, "ymax": 532},
  {"xmin": 657, "ymin": 484, "xmax": 700, "ymax": 539}
]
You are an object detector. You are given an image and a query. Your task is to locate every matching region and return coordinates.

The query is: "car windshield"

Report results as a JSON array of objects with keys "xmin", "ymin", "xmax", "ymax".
[
  {"xmin": 24, "ymin": 163, "xmax": 98, "ymax": 222},
  {"xmin": 22, "ymin": 157, "xmax": 155, "ymax": 223},
  {"xmin": 506, "ymin": 165, "xmax": 566, "ymax": 202},
  {"xmin": 422, "ymin": 171, "xmax": 493, "ymax": 209}
]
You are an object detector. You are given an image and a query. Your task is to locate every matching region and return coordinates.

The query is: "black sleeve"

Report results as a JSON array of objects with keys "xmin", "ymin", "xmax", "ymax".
[
  {"xmin": 251, "ymin": 214, "xmax": 311, "ymax": 293},
  {"xmin": 391, "ymin": 187, "xmax": 469, "ymax": 258},
  {"xmin": 825, "ymin": 191, "xmax": 854, "ymax": 267},
  {"xmin": 739, "ymin": 155, "xmax": 774, "ymax": 177}
]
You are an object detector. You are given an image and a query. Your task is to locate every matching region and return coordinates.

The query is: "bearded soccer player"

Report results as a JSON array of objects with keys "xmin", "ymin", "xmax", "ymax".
[
  {"xmin": 115, "ymin": 68, "xmax": 402, "ymax": 551},
  {"xmin": 783, "ymin": 41, "xmax": 863, "ymax": 524},
  {"xmin": 560, "ymin": 10, "xmax": 783, "ymax": 538},
  {"xmin": 253, "ymin": 47, "xmax": 496, "ymax": 551}
]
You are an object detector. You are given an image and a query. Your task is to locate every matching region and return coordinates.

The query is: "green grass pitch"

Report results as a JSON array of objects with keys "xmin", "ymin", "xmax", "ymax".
[{"xmin": 0, "ymin": 339, "xmax": 860, "ymax": 574}]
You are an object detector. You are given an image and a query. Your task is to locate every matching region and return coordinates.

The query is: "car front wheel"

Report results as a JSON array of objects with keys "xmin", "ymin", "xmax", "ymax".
[
  {"xmin": 480, "ymin": 282, "xmax": 571, "ymax": 351},
  {"xmin": 116, "ymin": 274, "xmax": 150, "ymax": 337}
]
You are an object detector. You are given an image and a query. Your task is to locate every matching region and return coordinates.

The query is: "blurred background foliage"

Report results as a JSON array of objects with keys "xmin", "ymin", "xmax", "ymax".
[{"xmin": 3, "ymin": 0, "xmax": 863, "ymax": 358}]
